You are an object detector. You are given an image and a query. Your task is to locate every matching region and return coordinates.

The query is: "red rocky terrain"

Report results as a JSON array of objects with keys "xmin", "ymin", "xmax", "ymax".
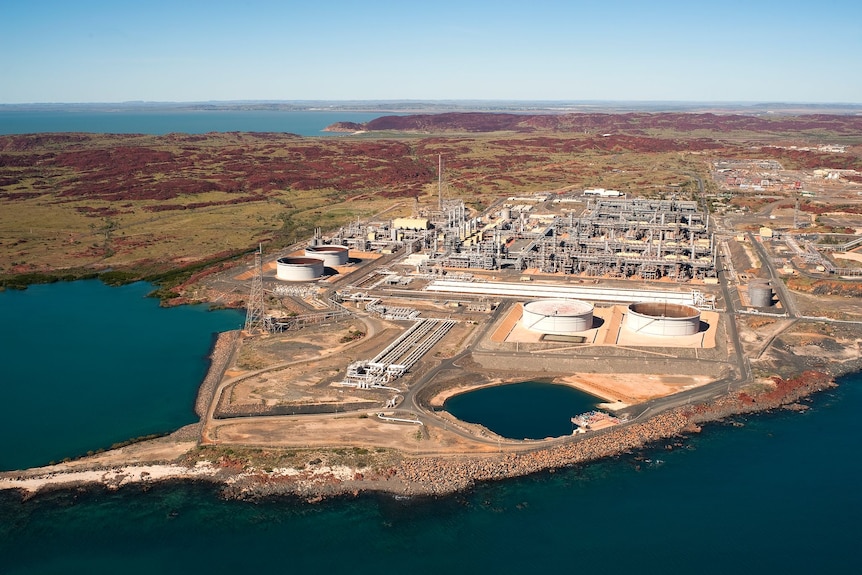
[
  {"xmin": 0, "ymin": 133, "xmax": 435, "ymax": 206},
  {"xmin": 346, "ymin": 111, "xmax": 862, "ymax": 136}
]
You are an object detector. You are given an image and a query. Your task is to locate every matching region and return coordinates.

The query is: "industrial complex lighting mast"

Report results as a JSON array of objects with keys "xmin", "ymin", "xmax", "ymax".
[{"xmin": 244, "ymin": 244, "xmax": 268, "ymax": 334}]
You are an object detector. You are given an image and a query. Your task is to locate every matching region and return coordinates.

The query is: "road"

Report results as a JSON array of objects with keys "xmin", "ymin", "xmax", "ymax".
[
  {"xmin": 201, "ymin": 175, "xmax": 764, "ymax": 451},
  {"xmin": 747, "ymin": 231, "xmax": 800, "ymax": 318}
]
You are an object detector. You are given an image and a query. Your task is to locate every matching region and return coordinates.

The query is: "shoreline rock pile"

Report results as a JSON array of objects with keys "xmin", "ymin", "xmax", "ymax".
[{"xmin": 195, "ymin": 330, "xmax": 240, "ymax": 418}]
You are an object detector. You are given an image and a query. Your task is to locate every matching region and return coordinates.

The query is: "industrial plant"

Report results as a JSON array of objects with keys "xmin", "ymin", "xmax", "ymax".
[
  {"xmin": 322, "ymin": 194, "xmax": 717, "ymax": 282},
  {"xmin": 221, "ymin": 180, "xmax": 733, "ymax": 406},
  {"xmin": 151, "ymin": 142, "xmax": 862, "ymax": 493}
]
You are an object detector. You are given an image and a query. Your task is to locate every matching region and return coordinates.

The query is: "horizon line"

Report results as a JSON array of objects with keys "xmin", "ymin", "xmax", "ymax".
[{"xmin": 2, "ymin": 99, "xmax": 861, "ymax": 107}]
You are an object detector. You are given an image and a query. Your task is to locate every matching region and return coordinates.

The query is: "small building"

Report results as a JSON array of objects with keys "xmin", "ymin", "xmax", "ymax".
[
  {"xmin": 759, "ymin": 227, "xmax": 774, "ymax": 239},
  {"xmin": 583, "ymin": 188, "xmax": 624, "ymax": 197},
  {"xmin": 392, "ymin": 217, "xmax": 430, "ymax": 230}
]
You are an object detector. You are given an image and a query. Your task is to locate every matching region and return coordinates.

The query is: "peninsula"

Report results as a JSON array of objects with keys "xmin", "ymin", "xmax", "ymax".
[{"xmin": 2, "ymin": 111, "xmax": 861, "ymax": 500}]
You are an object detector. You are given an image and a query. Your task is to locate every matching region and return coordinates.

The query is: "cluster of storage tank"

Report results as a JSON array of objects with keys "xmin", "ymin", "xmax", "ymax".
[
  {"xmin": 275, "ymin": 245, "xmax": 349, "ymax": 281},
  {"xmin": 520, "ymin": 298, "xmax": 702, "ymax": 338}
]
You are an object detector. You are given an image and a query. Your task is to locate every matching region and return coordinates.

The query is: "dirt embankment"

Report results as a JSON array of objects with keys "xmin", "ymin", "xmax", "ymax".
[
  {"xmin": 786, "ymin": 277, "xmax": 862, "ymax": 298},
  {"xmin": 224, "ymin": 370, "xmax": 836, "ymax": 500}
]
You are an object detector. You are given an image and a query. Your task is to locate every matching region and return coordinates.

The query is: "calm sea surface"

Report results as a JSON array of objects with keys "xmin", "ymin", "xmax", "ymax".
[
  {"xmin": 0, "ymin": 280, "xmax": 243, "ymax": 470},
  {"xmin": 0, "ymin": 110, "xmax": 390, "ymax": 136}
]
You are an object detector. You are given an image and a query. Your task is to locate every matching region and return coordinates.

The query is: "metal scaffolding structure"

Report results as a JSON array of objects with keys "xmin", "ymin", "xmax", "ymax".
[
  {"xmin": 340, "ymin": 318, "xmax": 456, "ymax": 388},
  {"xmin": 418, "ymin": 197, "xmax": 716, "ymax": 281},
  {"xmin": 243, "ymin": 246, "xmax": 270, "ymax": 334},
  {"xmin": 321, "ymin": 187, "xmax": 717, "ymax": 283}
]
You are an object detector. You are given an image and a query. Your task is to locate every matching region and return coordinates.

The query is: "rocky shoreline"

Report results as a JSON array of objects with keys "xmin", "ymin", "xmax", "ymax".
[
  {"xmin": 219, "ymin": 369, "xmax": 839, "ymax": 501},
  {"xmin": 194, "ymin": 330, "xmax": 240, "ymax": 418},
  {"xmin": 0, "ymin": 365, "xmax": 844, "ymax": 503}
]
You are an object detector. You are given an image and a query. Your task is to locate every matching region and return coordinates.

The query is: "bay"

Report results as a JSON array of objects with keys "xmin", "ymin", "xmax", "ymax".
[
  {"xmin": 0, "ymin": 110, "xmax": 389, "ymax": 136},
  {"xmin": 0, "ymin": 280, "xmax": 243, "ymax": 470}
]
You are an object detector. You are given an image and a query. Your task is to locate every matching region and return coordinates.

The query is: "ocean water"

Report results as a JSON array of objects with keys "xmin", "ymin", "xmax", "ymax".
[
  {"xmin": 0, "ymin": 374, "xmax": 858, "ymax": 574},
  {"xmin": 444, "ymin": 380, "xmax": 599, "ymax": 439},
  {"xmin": 0, "ymin": 111, "xmax": 859, "ymax": 572},
  {"xmin": 0, "ymin": 280, "xmax": 243, "ymax": 470},
  {"xmin": 0, "ymin": 110, "xmax": 389, "ymax": 136},
  {"xmin": 0, "ymin": 281, "xmax": 859, "ymax": 573}
]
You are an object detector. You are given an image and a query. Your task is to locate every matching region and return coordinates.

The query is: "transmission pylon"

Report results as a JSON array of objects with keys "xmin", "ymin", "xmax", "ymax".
[{"xmin": 244, "ymin": 244, "xmax": 268, "ymax": 334}]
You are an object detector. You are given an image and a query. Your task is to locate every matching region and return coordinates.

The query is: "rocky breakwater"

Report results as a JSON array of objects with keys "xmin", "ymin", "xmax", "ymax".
[
  {"xmin": 687, "ymin": 370, "xmax": 836, "ymax": 425},
  {"xmin": 388, "ymin": 370, "xmax": 837, "ymax": 496},
  {"xmin": 2, "ymin": 370, "xmax": 838, "ymax": 502},
  {"xmin": 168, "ymin": 330, "xmax": 240, "ymax": 441},
  {"xmin": 393, "ymin": 411, "xmax": 690, "ymax": 495},
  {"xmin": 194, "ymin": 330, "xmax": 240, "ymax": 418}
]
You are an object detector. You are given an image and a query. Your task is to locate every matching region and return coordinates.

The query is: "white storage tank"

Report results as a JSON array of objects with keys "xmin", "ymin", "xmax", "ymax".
[
  {"xmin": 304, "ymin": 245, "xmax": 349, "ymax": 267},
  {"xmin": 748, "ymin": 281, "xmax": 773, "ymax": 307},
  {"xmin": 276, "ymin": 256, "xmax": 325, "ymax": 281},
  {"xmin": 521, "ymin": 299, "xmax": 594, "ymax": 334},
  {"xmin": 625, "ymin": 302, "xmax": 700, "ymax": 336}
]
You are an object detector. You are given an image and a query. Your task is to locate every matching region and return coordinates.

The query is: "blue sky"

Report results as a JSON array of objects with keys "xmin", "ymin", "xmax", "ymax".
[{"xmin": 2, "ymin": 0, "xmax": 860, "ymax": 103}]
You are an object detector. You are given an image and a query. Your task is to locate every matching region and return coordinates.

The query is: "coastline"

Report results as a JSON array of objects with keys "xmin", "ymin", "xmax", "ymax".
[
  {"xmin": 0, "ymin": 365, "xmax": 840, "ymax": 502},
  {"xmin": 194, "ymin": 330, "xmax": 240, "ymax": 419}
]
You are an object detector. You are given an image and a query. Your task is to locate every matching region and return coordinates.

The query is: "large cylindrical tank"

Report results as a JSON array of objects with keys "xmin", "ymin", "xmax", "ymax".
[
  {"xmin": 748, "ymin": 281, "xmax": 773, "ymax": 307},
  {"xmin": 625, "ymin": 302, "xmax": 700, "ymax": 336},
  {"xmin": 276, "ymin": 256, "xmax": 325, "ymax": 281},
  {"xmin": 304, "ymin": 245, "xmax": 349, "ymax": 267},
  {"xmin": 521, "ymin": 299, "xmax": 594, "ymax": 334}
]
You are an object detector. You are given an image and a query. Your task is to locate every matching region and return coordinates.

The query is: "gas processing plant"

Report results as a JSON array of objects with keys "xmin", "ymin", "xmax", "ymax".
[
  {"xmin": 226, "ymin": 185, "xmax": 728, "ymax": 409},
  {"xmin": 329, "ymin": 194, "xmax": 716, "ymax": 282}
]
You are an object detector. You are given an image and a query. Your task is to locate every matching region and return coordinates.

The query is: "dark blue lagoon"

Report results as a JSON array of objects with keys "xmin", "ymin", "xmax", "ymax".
[
  {"xmin": 0, "ymin": 280, "xmax": 243, "ymax": 471},
  {"xmin": 443, "ymin": 380, "xmax": 600, "ymax": 439}
]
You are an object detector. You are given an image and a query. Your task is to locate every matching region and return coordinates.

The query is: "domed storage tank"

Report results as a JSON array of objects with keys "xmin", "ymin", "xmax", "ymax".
[
  {"xmin": 304, "ymin": 245, "xmax": 349, "ymax": 267},
  {"xmin": 625, "ymin": 302, "xmax": 700, "ymax": 336},
  {"xmin": 748, "ymin": 280, "xmax": 773, "ymax": 307},
  {"xmin": 521, "ymin": 299, "xmax": 594, "ymax": 335},
  {"xmin": 276, "ymin": 256, "xmax": 325, "ymax": 281}
]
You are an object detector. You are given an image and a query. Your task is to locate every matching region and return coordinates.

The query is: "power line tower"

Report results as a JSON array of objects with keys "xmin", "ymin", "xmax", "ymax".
[{"xmin": 244, "ymin": 244, "xmax": 268, "ymax": 334}]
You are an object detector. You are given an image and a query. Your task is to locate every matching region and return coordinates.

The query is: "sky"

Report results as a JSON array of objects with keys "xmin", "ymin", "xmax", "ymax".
[{"xmin": 1, "ymin": 0, "xmax": 860, "ymax": 104}]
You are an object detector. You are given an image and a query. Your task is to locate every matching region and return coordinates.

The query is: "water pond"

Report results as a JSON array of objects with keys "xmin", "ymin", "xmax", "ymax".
[{"xmin": 443, "ymin": 380, "xmax": 601, "ymax": 439}]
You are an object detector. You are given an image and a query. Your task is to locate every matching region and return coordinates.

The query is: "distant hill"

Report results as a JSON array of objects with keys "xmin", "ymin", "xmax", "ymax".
[{"xmin": 329, "ymin": 112, "xmax": 862, "ymax": 135}]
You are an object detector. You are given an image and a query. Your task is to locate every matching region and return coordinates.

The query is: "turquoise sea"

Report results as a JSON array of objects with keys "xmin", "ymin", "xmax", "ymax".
[
  {"xmin": 0, "ymin": 109, "xmax": 389, "ymax": 137},
  {"xmin": 0, "ymin": 280, "xmax": 859, "ymax": 574},
  {"xmin": 0, "ymin": 280, "xmax": 243, "ymax": 470}
]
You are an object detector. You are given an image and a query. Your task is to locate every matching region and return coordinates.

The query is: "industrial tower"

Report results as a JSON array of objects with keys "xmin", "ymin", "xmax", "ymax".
[{"xmin": 243, "ymin": 244, "xmax": 268, "ymax": 334}]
